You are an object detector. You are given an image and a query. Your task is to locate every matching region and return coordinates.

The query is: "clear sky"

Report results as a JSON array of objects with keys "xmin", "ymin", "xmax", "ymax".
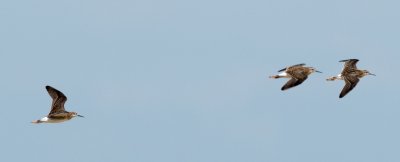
[{"xmin": 1, "ymin": 0, "xmax": 399, "ymax": 162}]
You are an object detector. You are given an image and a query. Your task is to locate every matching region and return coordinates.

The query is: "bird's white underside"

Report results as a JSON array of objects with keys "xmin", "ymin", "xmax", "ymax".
[
  {"xmin": 278, "ymin": 72, "xmax": 290, "ymax": 78},
  {"xmin": 336, "ymin": 74, "xmax": 343, "ymax": 80},
  {"xmin": 39, "ymin": 117, "xmax": 69, "ymax": 123}
]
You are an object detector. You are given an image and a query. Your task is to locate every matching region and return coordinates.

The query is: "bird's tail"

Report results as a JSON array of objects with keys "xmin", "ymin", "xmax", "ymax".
[
  {"xmin": 31, "ymin": 120, "xmax": 42, "ymax": 124},
  {"xmin": 326, "ymin": 76, "xmax": 338, "ymax": 81},
  {"xmin": 269, "ymin": 75, "xmax": 281, "ymax": 79}
]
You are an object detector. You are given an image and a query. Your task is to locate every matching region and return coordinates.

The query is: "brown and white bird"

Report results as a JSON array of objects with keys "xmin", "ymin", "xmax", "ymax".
[
  {"xmin": 31, "ymin": 86, "xmax": 83, "ymax": 124},
  {"xmin": 270, "ymin": 63, "xmax": 322, "ymax": 91},
  {"xmin": 326, "ymin": 59, "xmax": 375, "ymax": 98}
]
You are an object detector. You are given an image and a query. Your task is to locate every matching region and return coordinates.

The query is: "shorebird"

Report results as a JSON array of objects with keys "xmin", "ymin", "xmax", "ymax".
[
  {"xmin": 31, "ymin": 86, "xmax": 83, "ymax": 124},
  {"xmin": 326, "ymin": 59, "xmax": 375, "ymax": 98},
  {"xmin": 269, "ymin": 63, "xmax": 322, "ymax": 91}
]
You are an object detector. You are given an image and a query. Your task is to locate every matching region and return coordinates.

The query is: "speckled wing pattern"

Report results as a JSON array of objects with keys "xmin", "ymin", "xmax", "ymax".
[
  {"xmin": 338, "ymin": 59, "xmax": 361, "ymax": 98},
  {"xmin": 339, "ymin": 75, "xmax": 360, "ymax": 98},
  {"xmin": 340, "ymin": 59, "xmax": 359, "ymax": 72},
  {"xmin": 46, "ymin": 86, "xmax": 68, "ymax": 115},
  {"xmin": 281, "ymin": 66, "xmax": 308, "ymax": 91}
]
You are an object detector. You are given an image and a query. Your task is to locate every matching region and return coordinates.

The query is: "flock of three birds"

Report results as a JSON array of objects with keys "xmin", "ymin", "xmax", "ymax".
[{"xmin": 32, "ymin": 59, "xmax": 374, "ymax": 124}]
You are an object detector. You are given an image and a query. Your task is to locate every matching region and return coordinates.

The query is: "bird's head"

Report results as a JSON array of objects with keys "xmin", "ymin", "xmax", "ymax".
[
  {"xmin": 310, "ymin": 67, "xmax": 323, "ymax": 74},
  {"xmin": 71, "ymin": 112, "xmax": 84, "ymax": 118},
  {"xmin": 363, "ymin": 70, "xmax": 376, "ymax": 76}
]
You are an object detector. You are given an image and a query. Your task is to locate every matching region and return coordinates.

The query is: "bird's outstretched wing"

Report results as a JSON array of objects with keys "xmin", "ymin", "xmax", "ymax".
[
  {"xmin": 339, "ymin": 76, "xmax": 360, "ymax": 98},
  {"xmin": 281, "ymin": 74, "xmax": 308, "ymax": 91},
  {"xmin": 340, "ymin": 59, "xmax": 359, "ymax": 71},
  {"xmin": 278, "ymin": 63, "xmax": 306, "ymax": 72},
  {"xmin": 46, "ymin": 86, "xmax": 68, "ymax": 115}
]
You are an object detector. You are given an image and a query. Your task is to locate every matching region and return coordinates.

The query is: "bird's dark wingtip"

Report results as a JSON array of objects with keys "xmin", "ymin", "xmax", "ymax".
[
  {"xmin": 339, "ymin": 59, "xmax": 359, "ymax": 62},
  {"xmin": 277, "ymin": 68, "xmax": 286, "ymax": 72},
  {"xmin": 46, "ymin": 85, "xmax": 52, "ymax": 90}
]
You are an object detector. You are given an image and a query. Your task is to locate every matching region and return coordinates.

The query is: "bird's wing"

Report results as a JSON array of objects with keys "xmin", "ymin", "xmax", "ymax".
[
  {"xmin": 48, "ymin": 112, "xmax": 70, "ymax": 119},
  {"xmin": 281, "ymin": 75, "xmax": 308, "ymax": 91},
  {"xmin": 281, "ymin": 67, "xmax": 309, "ymax": 91},
  {"xmin": 339, "ymin": 76, "xmax": 360, "ymax": 98},
  {"xmin": 340, "ymin": 59, "xmax": 359, "ymax": 71},
  {"xmin": 46, "ymin": 86, "xmax": 67, "ymax": 115},
  {"xmin": 278, "ymin": 63, "xmax": 305, "ymax": 72}
]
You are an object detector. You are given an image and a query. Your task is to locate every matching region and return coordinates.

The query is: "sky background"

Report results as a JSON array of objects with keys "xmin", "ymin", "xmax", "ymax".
[{"xmin": 1, "ymin": 0, "xmax": 399, "ymax": 162}]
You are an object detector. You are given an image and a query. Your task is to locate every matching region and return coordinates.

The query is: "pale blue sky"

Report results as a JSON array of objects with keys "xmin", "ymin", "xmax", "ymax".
[{"xmin": 1, "ymin": 0, "xmax": 399, "ymax": 162}]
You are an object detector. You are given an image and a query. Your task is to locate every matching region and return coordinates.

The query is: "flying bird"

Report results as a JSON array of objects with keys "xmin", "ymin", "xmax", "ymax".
[
  {"xmin": 31, "ymin": 86, "xmax": 84, "ymax": 124},
  {"xmin": 269, "ymin": 63, "xmax": 322, "ymax": 91},
  {"xmin": 326, "ymin": 59, "xmax": 375, "ymax": 98}
]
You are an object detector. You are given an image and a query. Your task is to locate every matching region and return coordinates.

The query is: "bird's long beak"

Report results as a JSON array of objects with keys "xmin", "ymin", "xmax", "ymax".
[
  {"xmin": 316, "ymin": 70, "xmax": 323, "ymax": 73},
  {"xmin": 369, "ymin": 72, "xmax": 376, "ymax": 76},
  {"xmin": 77, "ymin": 115, "xmax": 84, "ymax": 118}
]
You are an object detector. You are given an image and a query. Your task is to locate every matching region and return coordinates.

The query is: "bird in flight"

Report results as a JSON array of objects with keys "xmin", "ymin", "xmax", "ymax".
[
  {"xmin": 270, "ymin": 63, "xmax": 322, "ymax": 91},
  {"xmin": 31, "ymin": 86, "xmax": 84, "ymax": 124},
  {"xmin": 326, "ymin": 59, "xmax": 375, "ymax": 98}
]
